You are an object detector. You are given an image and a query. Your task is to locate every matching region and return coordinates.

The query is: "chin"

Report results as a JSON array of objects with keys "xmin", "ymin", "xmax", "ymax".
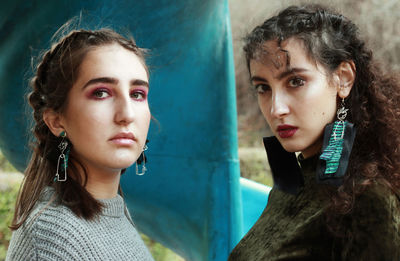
[
  {"xmin": 114, "ymin": 162, "xmax": 137, "ymax": 170},
  {"xmin": 282, "ymin": 146, "xmax": 298, "ymax": 153},
  {"xmin": 278, "ymin": 140, "xmax": 304, "ymax": 154},
  {"xmin": 104, "ymin": 158, "xmax": 137, "ymax": 171}
]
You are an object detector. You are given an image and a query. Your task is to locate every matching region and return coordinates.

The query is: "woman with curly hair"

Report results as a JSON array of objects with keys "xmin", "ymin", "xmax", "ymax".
[
  {"xmin": 229, "ymin": 4, "xmax": 400, "ymax": 260},
  {"xmin": 6, "ymin": 27, "xmax": 154, "ymax": 260}
]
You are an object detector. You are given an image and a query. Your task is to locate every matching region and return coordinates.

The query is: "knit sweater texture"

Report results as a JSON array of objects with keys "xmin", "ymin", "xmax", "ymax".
[
  {"xmin": 229, "ymin": 155, "xmax": 400, "ymax": 260},
  {"xmin": 6, "ymin": 188, "xmax": 154, "ymax": 261}
]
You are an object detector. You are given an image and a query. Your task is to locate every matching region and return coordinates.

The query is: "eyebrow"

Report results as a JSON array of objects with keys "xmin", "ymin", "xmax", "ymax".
[
  {"xmin": 251, "ymin": 67, "xmax": 309, "ymax": 83},
  {"xmin": 82, "ymin": 77, "xmax": 149, "ymax": 89}
]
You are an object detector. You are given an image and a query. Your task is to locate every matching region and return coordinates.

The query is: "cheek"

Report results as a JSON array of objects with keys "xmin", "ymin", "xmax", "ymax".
[
  {"xmin": 321, "ymin": 106, "xmax": 337, "ymax": 120},
  {"xmin": 258, "ymin": 96, "xmax": 272, "ymax": 121},
  {"xmin": 141, "ymin": 104, "xmax": 151, "ymax": 121},
  {"xmin": 306, "ymin": 83, "xmax": 337, "ymax": 111},
  {"xmin": 63, "ymin": 104, "xmax": 110, "ymax": 144},
  {"xmin": 307, "ymin": 95, "xmax": 337, "ymax": 130},
  {"xmin": 138, "ymin": 106, "xmax": 151, "ymax": 131},
  {"xmin": 76, "ymin": 108, "xmax": 109, "ymax": 128},
  {"xmin": 318, "ymin": 94, "xmax": 338, "ymax": 120}
]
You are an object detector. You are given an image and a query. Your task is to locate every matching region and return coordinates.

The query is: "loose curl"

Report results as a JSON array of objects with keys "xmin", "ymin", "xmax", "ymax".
[
  {"xmin": 11, "ymin": 27, "xmax": 147, "ymax": 230},
  {"xmin": 244, "ymin": 4, "xmax": 400, "ymax": 234}
]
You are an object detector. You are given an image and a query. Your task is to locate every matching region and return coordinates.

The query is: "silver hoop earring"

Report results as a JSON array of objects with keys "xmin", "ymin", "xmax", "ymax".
[
  {"xmin": 136, "ymin": 142, "xmax": 148, "ymax": 176},
  {"xmin": 54, "ymin": 131, "xmax": 69, "ymax": 182}
]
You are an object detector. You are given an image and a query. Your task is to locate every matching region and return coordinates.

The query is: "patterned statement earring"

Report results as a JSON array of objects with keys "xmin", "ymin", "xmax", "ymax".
[
  {"xmin": 136, "ymin": 140, "xmax": 149, "ymax": 176},
  {"xmin": 54, "ymin": 131, "xmax": 70, "ymax": 182},
  {"xmin": 317, "ymin": 95, "xmax": 357, "ymax": 186},
  {"xmin": 319, "ymin": 98, "xmax": 348, "ymax": 175}
]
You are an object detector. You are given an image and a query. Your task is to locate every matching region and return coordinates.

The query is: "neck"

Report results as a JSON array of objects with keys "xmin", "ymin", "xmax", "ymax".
[
  {"xmin": 84, "ymin": 168, "xmax": 121, "ymax": 199},
  {"xmin": 301, "ymin": 150, "xmax": 318, "ymax": 159},
  {"xmin": 301, "ymin": 140, "xmax": 323, "ymax": 159}
]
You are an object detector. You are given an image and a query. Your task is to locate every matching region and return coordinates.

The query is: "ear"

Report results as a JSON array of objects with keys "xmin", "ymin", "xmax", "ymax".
[
  {"xmin": 335, "ymin": 60, "xmax": 356, "ymax": 99},
  {"xmin": 43, "ymin": 109, "xmax": 65, "ymax": 137}
]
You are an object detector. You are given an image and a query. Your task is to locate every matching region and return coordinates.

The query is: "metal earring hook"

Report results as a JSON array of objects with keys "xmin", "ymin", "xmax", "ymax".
[
  {"xmin": 136, "ymin": 141, "xmax": 149, "ymax": 176},
  {"xmin": 54, "ymin": 131, "xmax": 69, "ymax": 182}
]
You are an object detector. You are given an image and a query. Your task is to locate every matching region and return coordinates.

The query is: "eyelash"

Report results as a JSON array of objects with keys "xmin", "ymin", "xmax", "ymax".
[
  {"xmin": 130, "ymin": 89, "xmax": 147, "ymax": 100},
  {"xmin": 254, "ymin": 84, "xmax": 271, "ymax": 94},
  {"xmin": 89, "ymin": 87, "xmax": 147, "ymax": 101},
  {"xmin": 288, "ymin": 77, "xmax": 305, "ymax": 88},
  {"xmin": 91, "ymin": 88, "xmax": 111, "ymax": 99},
  {"xmin": 254, "ymin": 77, "xmax": 306, "ymax": 94}
]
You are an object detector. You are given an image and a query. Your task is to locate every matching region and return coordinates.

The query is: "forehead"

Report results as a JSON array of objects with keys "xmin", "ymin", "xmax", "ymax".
[
  {"xmin": 79, "ymin": 44, "xmax": 148, "ymax": 80},
  {"xmin": 249, "ymin": 38, "xmax": 326, "ymax": 80}
]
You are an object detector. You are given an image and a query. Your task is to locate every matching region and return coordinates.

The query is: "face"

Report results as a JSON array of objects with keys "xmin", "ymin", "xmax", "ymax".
[
  {"xmin": 60, "ymin": 44, "xmax": 150, "ymax": 174},
  {"xmin": 250, "ymin": 38, "xmax": 338, "ymax": 158}
]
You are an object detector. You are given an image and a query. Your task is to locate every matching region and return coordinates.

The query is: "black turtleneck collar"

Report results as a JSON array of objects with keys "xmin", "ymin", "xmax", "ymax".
[
  {"xmin": 263, "ymin": 136, "xmax": 304, "ymax": 195},
  {"xmin": 263, "ymin": 122, "xmax": 356, "ymax": 195},
  {"xmin": 263, "ymin": 136, "xmax": 343, "ymax": 195},
  {"xmin": 297, "ymin": 153, "xmax": 319, "ymax": 173}
]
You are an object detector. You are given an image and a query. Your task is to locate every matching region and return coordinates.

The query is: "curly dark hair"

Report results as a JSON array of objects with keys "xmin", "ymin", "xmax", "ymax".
[
  {"xmin": 11, "ymin": 27, "xmax": 147, "ymax": 230},
  {"xmin": 243, "ymin": 4, "xmax": 400, "ymax": 234}
]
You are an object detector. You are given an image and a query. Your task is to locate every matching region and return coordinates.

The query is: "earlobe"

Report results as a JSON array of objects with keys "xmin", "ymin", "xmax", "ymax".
[
  {"xmin": 43, "ymin": 109, "xmax": 65, "ymax": 137},
  {"xmin": 336, "ymin": 60, "xmax": 356, "ymax": 99}
]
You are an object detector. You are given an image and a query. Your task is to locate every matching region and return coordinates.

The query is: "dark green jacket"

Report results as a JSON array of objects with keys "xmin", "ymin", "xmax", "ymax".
[{"xmin": 229, "ymin": 156, "xmax": 400, "ymax": 261}]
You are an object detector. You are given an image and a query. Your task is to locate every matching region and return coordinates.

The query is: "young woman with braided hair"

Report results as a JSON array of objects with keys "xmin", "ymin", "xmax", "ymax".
[
  {"xmin": 229, "ymin": 4, "xmax": 400, "ymax": 260},
  {"xmin": 7, "ymin": 28, "xmax": 154, "ymax": 260}
]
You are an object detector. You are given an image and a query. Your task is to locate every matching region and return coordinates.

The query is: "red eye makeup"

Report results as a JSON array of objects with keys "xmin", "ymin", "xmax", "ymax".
[
  {"xmin": 130, "ymin": 87, "xmax": 148, "ymax": 101},
  {"xmin": 87, "ymin": 87, "xmax": 112, "ymax": 100}
]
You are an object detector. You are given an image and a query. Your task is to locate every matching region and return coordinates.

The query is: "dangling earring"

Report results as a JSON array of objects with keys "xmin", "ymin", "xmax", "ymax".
[
  {"xmin": 317, "ymin": 97, "xmax": 357, "ymax": 185},
  {"xmin": 54, "ymin": 131, "xmax": 70, "ymax": 182},
  {"xmin": 136, "ymin": 140, "xmax": 149, "ymax": 176},
  {"xmin": 320, "ymin": 98, "xmax": 347, "ymax": 174}
]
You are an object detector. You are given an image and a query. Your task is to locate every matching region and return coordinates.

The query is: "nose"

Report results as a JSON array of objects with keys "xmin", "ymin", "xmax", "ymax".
[
  {"xmin": 271, "ymin": 92, "xmax": 289, "ymax": 119},
  {"xmin": 114, "ymin": 94, "xmax": 135, "ymax": 125}
]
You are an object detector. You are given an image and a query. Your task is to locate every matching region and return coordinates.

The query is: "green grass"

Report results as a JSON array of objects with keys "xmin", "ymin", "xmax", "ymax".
[
  {"xmin": 239, "ymin": 147, "xmax": 273, "ymax": 187},
  {"xmin": 141, "ymin": 235, "xmax": 184, "ymax": 261},
  {"xmin": 0, "ymin": 184, "xmax": 19, "ymax": 261}
]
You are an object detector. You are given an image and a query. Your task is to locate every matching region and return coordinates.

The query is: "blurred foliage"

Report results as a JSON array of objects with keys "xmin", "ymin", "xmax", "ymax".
[
  {"xmin": 141, "ymin": 235, "xmax": 184, "ymax": 261},
  {"xmin": 0, "ymin": 184, "xmax": 19, "ymax": 261},
  {"xmin": 239, "ymin": 147, "xmax": 273, "ymax": 187},
  {"xmin": 0, "ymin": 151, "xmax": 16, "ymax": 173}
]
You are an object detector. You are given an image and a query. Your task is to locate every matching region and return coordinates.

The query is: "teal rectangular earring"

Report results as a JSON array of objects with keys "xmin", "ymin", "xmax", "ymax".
[
  {"xmin": 54, "ymin": 131, "xmax": 70, "ymax": 182},
  {"xmin": 317, "ymin": 98, "xmax": 357, "ymax": 185}
]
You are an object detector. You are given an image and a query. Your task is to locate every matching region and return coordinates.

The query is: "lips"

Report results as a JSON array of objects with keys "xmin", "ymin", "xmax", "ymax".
[
  {"xmin": 277, "ymin": 125, "xmax": 298, "ymax": 138},
  {"xmin": 109, "ymin": 132, "xmax": 137, "ymax": 146}
]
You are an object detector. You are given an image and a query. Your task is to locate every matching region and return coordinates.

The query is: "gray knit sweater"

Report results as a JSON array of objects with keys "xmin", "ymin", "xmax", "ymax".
[{"xmin": 6, "ymin": 188, "xmax": 154, "ymax": 261}]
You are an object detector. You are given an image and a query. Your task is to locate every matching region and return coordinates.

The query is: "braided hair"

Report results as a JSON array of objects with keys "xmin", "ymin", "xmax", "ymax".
[
  {"xmin": 12, "ymin": 28, "xmax": 147, "ymax": 230},
  {"xmin": 244, "ymin": 4, "xmax": 400, "ymax": 233}
]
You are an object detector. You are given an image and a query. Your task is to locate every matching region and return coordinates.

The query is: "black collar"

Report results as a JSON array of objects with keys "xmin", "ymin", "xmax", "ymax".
[
  {"xmin": 263, "ymin": 133, "xmax": 352, "ymax": 195},
  {"xmin": 263, "ymin": 136, "xmax": 303, "ymax": 195}
]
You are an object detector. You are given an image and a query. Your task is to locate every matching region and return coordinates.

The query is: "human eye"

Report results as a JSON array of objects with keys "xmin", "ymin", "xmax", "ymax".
[
  {"xmin": 254, "ymin": 84, "xmax": 271, "ymax": 94},
  {"xmin": 288, "ymin": 77, "xmax": 305, "ymax": 88},
  {"xmin": 90, "ymin": 88, "xmax": 111, "ymax": 99},
  {"xmin": 130, "ymin": 88, "xmax": 147, "ymax": 101}
]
